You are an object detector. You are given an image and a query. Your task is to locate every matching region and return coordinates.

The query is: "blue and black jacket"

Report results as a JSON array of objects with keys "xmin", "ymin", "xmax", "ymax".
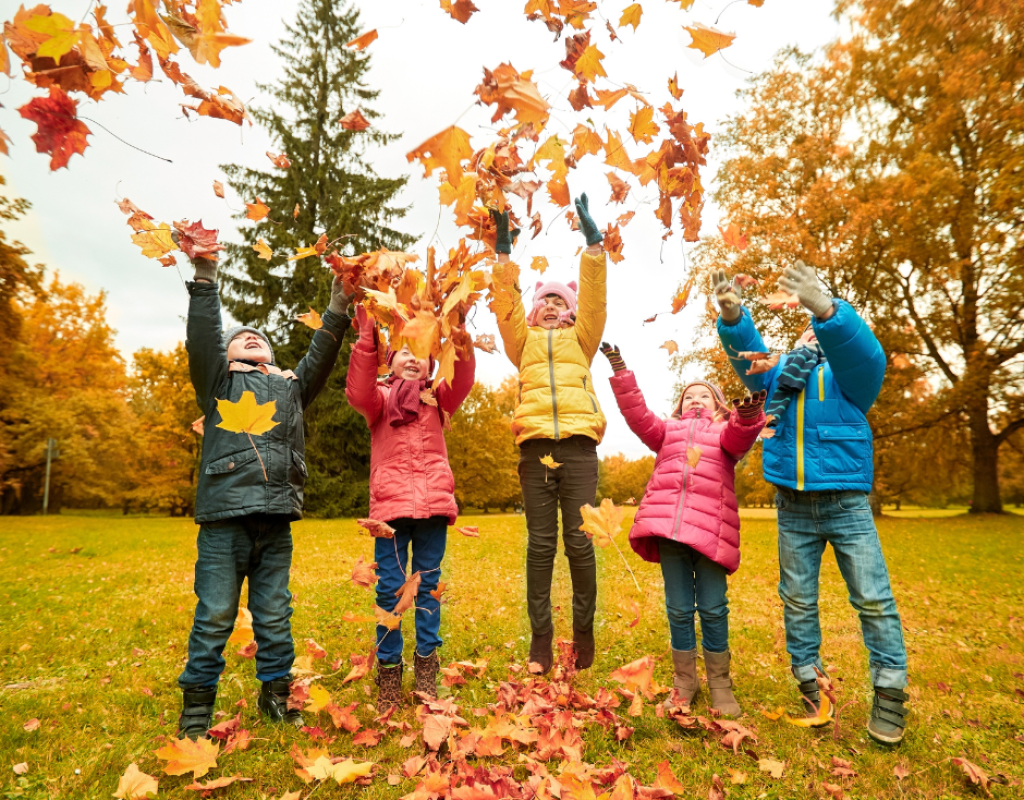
[{"xmin": 716, "ymin": 300, "xmax": 885, "ymax": 492}]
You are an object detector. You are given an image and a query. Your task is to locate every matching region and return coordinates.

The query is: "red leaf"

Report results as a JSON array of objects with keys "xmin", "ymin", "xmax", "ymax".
[
  {"xmin": 173, "ymin": 220, "xmax": 224, "ymax": 261},
  {"xmin": 18, "ymin": 87, "xmax": 91, "ymax": 170}
]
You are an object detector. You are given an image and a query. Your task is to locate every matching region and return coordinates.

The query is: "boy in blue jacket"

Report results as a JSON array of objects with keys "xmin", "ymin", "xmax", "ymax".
[{"xmin": 715, "ymin": 261, "xmax": 909, "ymax": 745}]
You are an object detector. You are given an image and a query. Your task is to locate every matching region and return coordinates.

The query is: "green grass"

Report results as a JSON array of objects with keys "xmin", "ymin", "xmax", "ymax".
[{"xmin": 2, "ymin": 511, "xmax": 1023, "ymax": 798}]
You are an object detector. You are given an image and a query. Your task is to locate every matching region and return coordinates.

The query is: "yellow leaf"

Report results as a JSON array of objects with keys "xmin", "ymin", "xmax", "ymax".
[
  {"xmin": 757, "ymin": 758, "xmax": 786, "ymax": 779},
  {"xmin": 687, "ymin": 446, "xmax": 702, "ymax": 468},
  {"xmin": 131, "ymin": 222, "xmax": 178, "ymax": 259},
  {"xmin": 253, "ymin": 238, "xmax": 273, "ymax": 260},
  {"xmin": 727, "ymin": 768, "xmax": 748, "ymax": 785},
  {"xmin": 245, "ymin": 198, "xmax": 270, "ymax": 221},
  {"xmin": 574, "ymin": 43, "xmax": 607, "ymax": 83},
  {"xmin": 345, "ymin": 29, "xmax": 378, "ymax": 50},
  {"xmin": 683, "ymin": 22, "xmax": 736, "ymax": 58},
  {"xmin": 305, "ymin": 683, "xmax": 332, "ymax": 713},
  {"xmin": 783, "ymin": 693, "xmax": 833, "ymax": 727},
  {"xmin": 114, "ymin": 763, "xmax": 159, "ymax": 799},
  {"xmin": 215, "ymin": 391, "xmax": 279, "ymax": 436},
  {"xmin": 660, "ymin": 340, "xmax": 678, "ymax": 355},
  {"xmin": 668, "ymin": 72, "xmax": 683, "ymax": 100},
  {"xmin": 289, "ymin": 244, "xmax": 320, "ymax": 261},
  {"xmin": 628, "ymin": 106, "xmax": 659, "ymax": 145},
  {"xmin": 579, "ymin": 498, "xmax": 625, "ymax": 547},
  {"xmin": 531, "ymin": 256, "xmax": 549, "ymax": 274},
  {"xmin": 762, "ymin": 706, "xmax": 785, "ymax": 720},
  {"xmin": 297, "ymin": 307, "xmax": 322, "ymax": 330},
  {"xmin": 619, "ymin": 3, "xmax": 643, "ymax": 30},
  {"xmin": 654, "ymin": 760, "xmax": 686, "ymax": 795},
  {"xmin": 406, "ymin": 125, "xmax": 474, "ymax": 187},
  {"xmin": 24, "ymin": 12, "xmax": 80, "ymax": 62},
  {"xmin": 540, "ymin": 454, "xmax": 562, "ymax": 469},
  {"xmin": 153, "ymin": 737, "xmax": 219, "ymax": 778}
]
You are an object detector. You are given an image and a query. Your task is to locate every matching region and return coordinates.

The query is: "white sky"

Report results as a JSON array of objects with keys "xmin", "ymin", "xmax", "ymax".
[{"xmin": 2, "ymin": 0, "xmax": 840, "ymax": 459}]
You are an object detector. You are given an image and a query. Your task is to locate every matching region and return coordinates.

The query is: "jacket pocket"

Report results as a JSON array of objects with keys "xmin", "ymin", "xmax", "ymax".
[
  {"xmin": 818, "ymin": 424, "xmax": 871, "ymax": 475},
  {"xmin": 206, "ymin": 448, "xmax": 259, "ymax": 475},
  {"xmin": 291, "ymin": 449, "xmax": 307, "ymax": 478}
]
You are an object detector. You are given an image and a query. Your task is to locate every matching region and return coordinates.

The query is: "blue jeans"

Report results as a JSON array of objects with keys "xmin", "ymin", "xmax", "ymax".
[
  {"xmin": 775, "ymin": 488, "xmax": 908, "ymax": 689},
  {"xmin": 178, "ymin": 514, "xmax": 295, "ymax": 689},
  {"xmin": 375, "ymin": 516, "xmax": 448, "ymax": 664},
  {"xmin": 658, "ymin": 539, "xmax": 729, "ymax": 653}
]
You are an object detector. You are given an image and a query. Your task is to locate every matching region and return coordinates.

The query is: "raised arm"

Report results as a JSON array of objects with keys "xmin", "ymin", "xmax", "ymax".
[
  {"xmin": 716, "ymin": 307, "xmax": 779, "ymax": 395},
  {"xmin": 601, "ymin": 344, "xmax": 667, "ymax": 452},
  {"xmin": 294, "ymin": 276, "xmax": 353, "ymax": 408},
  {"xmin": 491, "ymin": 274, "xmax": 528, "ymax": 369},
  {"xmin": 812, "ymin": 299, "xmax": 886, "ymax": 412},
  {"xmin": 573, "ymin": 193, "xmax": 606, "ymax": 362},
  {"xmin": 185, "ymin": 257, "xmax": 229, "ymax": 414},
  {"xmin": 344, "ymin": 305, "xmax": 386, "ymax": 426},
  {"xmin": 720, "ymin": 391, "xmax": 767, "ymax": 460}
]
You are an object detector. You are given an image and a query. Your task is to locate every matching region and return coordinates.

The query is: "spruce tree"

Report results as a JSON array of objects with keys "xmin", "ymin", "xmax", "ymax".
[{"xmin": 220, "ymin": 0, "xmax": 415, "ymax": 516}]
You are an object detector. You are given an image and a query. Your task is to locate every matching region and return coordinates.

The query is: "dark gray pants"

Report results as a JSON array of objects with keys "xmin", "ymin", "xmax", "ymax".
[{"xmin": 518, "ymin": 436, "xmax": 599, "ymax": 636}]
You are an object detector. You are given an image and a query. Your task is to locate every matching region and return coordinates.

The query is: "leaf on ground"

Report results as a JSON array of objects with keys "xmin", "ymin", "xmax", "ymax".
[
  {"xmin": 327, "ymin": 701, "xmax": 361, "ymax": 732},
  {"xmin": 345, "ymin": 30, "xmax": 378, "ymax": 50},
  {"xmin": 352, "ymin": 728, "xmax": 384, "ymax": 746},
  {"xmin": 154, "ymin": 737, "xmax": 219, "ymax": 778},
  {"xmin": 216, "ymin": 392, "xmax": 278, "ymax": 436},
  {"xmin": 245, "ymin": 198, "xmax": 270, "ymax": 221},
  {"xmin": 757, "ymin": 758, "xmax": 786, "ymax": 779},
  {"xmin": 22, "ymin": 718, "xmax": 39, "ymax": 731},
  {"xmin": 184, "ymin": 774, "xmax": 252, "ymax": 792},
  {"xmin": 357, "ymin": 518, "xmax": 396, "ymax": 538},
  {"xmin": 305, "ymin": 683, "xmax": 332, "ymax": 713},
  {"xmin": 951, "ymin": 758, "xmax": 991, "ymax": 796},
  {"xmin": 654, "ymin": 760, "xmax": 686, "ymax": 794},
  {"xmin": 114, "ymin": 763, "xmax": 159, "ymax": 799},
  {"xmin": 308, "ymin": 756, "xmax": 374, "ymax": 783},
  {"xmin": 893, "ymin": 764, "xmax": 910, "ymax": 780},
  {"xmin": 727, "ymin": 768, "xmax": 748, "ymax": 785},
  {"xmin": 540, "ymin": 454, "xmax": 562, "ymax": 469},
  {"xmin": 207, "ymin": 713, "xmax": 240, "ymax": 741},
  {"xmin": 351, "ymin": 555, "xmax": 379, "ymax": 588},
  {"xmin": 660, "ymin": 340, "xmax": 678, "ymax": 356},
  {"xmin": 820, "ymin": 783, "xmax": 845, "ymax": 800},
  {"xmin": 579, "ymin": 498, "xmax": 625, "ymax": 548},
  {"xmin": 683, "ymin": 22, "xmax": 736, "ymax": 58},
  {"xmin": 340, "ymin": 109, "xmax": 371, "ymax": 131},
  {"xmin": 456, "ymin": 525, "xmax": 480, "ymax": 537},
  {"xmin": 422, "ymin": 714, "xmax": 453, "ymax": 750}
]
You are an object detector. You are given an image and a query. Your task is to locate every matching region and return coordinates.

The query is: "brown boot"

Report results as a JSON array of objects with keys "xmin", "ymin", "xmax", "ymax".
[
  {"xmin": 573, "ymin": 626, "xmax": 595, "ymax": 670},
  {"xmin": 664, "ymin": 647, "xmax": 699, "ymax": 708},
  {"xmin": 374, "ymin": 661, "xmax": 403, "ymax": 708},
  {"xmin": 414, "ymin": 651, "xmax": 440, "ymax": 700},
  {"xmin": 528, "ymin": 629, "xmax": 554, "ymax": 675},
  {"xmin": 704, "ymin": 648, "xmax": 741, "ymax": 716}
]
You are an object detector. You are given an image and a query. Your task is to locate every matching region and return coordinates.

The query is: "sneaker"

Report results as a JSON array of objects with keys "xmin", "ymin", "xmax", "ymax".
[{"xmin": 867, "ymin": 687, "xmax": 908, "ymax": 744}]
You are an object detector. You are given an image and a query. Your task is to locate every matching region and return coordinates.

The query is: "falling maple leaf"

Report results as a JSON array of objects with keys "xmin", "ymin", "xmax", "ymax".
[
  {"xmin": 457, "ymin": 525, "xmax": 480, "ymax": 537},
  {"xmin": 579, "ymin": 498, "xmax": 625, "ymax": 548},
  {"xmin": 761, "ymin": 290, "xmax": 801, "ymax": 310},
  {"xmin": 212, "ymin": 180, "xmax": 225, "ymax": 198},
  {"xmin": 473, "ymin": 334, "xmax": 497, "ymax": 353},
  {"xmin": 154, "ymin": 737, "xmax": 219, "ymax": 778},
  {"xmin": 719, "ymin": 222, "xmax": 748, "ymax": 250},
  {"xmin": 530, "ymin": 256, "xmax": 550, "ymax": 274},
  {"xmin": 683, "ymin": 23, "xmax": 737, "ymax": 58},
  {"xmin": 610, "ymin": 655, "xmax": 654, "ymax": 694},
  {"xmin": 628, "ymin": 106, "xmax": 659, "ymax": 144},
  {"xmin": 343, "ymin": 649, "xmax": 377, "ymax": 682},
  {"xmin": 357, "ymin": 518, "xmax": 396, "ymax": 538},
  {"xmin": 216, "ymin": 392, "xmax": 278, "ymax": 436},
  {"xmin": 296, "ymin": 307, "xmax": 322, "ymax": 330},
  {"xmin": 668, "ymin": 71, "xmax": 683, "ymax": 100},
  {"xmin": 351, "ymin": 555, "xmax": 379, "ymax": 588},
  {"xmin": 289, "ymin": 244, "xmax": 322, "ymax": 261},
  {"xmin": 236, "ymin": 640, "xmax": 257, "ymax": 658},
  {"xmin": 440, "ymin": 0, "xmax": 480, "ymax": 24},
  {"xmin": 762, "ymin": 706, "xmax": 785, "ymax": 720},
  {"xmin": 744, "ymin": 352, "xmax": 780, "ymax": 375},
  {"xmin": 18, "ymin": 86, "xmax": 91, "ymax": 170},
  {"xmin": 252, "ymin": 238, "xmax": 273, "ymax": 260},
  {"xmin": 114, "ymin": 763, "xmax": 159, "ymax": 799},
  {"xmin": 345, "ymin": 29, "xmax": 378, "ymax": 50},
  {"xmin": 293, "ymin": 203, "xmax": 301, "ymax": 219},
  {"xmin": 407, "ymin": 125, "xmax": 474, "ymax": 187},
  {"xmin": 430, "ymin": 581, "xmax": 447, "ymax": 602},
  {"xmin": 131, "ymin": 222, "xmax": 178, "ymax": 260},
  {"xmin": 173, "ymin": 220, "xmax": 224, "ymax": 261},
  {"xmin": 393, "ymin": 571, "xmax": 422, "ymax": 616},
  {"xmin": 266, "ymin": 151, "xmax": 291, "ymax": 168},
  {"xmin": 619, "ymin": 3, "xmax": 643, "ymax": 30},
  {"xmin": 574, "ymin": 43, "xmax": 607, "ymax": 82},
  {"xmin": 606, "ymin": 172, "xmax": 630, "ymax": 203},
  {"xmin": 245, "ymin": 198, "xmax": 270, "ymax": 221},
  {"xmin": 734, "ymin": 273, "xmax": 759, "ymax": 289},
  {"xmin": 660, "ymin": 340, "xmax": 678, "ymax": 355},
  {"xmin": 340, "ymin": 108, "xmax": 371, "ymax": 131},
  {"xmin": 540, "ymin": 454, "xmax": 562, "ymax": 469}
]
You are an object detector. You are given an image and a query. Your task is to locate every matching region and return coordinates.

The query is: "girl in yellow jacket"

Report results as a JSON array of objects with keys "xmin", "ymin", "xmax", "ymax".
[{"xmin": 490, "ymin": 194, "xmax": 607, "ymax": 675}]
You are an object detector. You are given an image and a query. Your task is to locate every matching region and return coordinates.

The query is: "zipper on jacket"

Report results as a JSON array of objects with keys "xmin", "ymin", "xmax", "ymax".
[
  {"xmin": 796, "ymin": 388, "xmax": 806, "ymax": 490},
  {"xmin": 818, "ymin": 366, "xmax": 825, "ymax": 401},
  {"xmin": 582, "ymin": 376, "xmax": 598, "ymax": 412},
  {"xmin": 670, "ymin": 409, "xmax": 701, "ymax": 538},
  {"xmin": 547, "ymin": 328, "xmax": 560, "ymax": 440}
]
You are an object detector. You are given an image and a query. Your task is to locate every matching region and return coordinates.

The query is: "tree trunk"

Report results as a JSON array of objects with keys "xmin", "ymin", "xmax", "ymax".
[{"xmin": 967, "ymin": 400, "xmax": 1002, "ymax": 513}]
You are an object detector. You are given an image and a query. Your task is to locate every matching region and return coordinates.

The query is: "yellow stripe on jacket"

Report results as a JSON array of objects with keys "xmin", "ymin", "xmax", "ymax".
[{"xmin": 494, "ymin": 251, "xmax": 608, "ymax": 445}]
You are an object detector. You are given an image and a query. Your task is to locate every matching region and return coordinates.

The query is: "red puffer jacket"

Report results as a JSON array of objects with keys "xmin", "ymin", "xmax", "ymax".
[
  {"xmin": 610, "ymin": 371, "xmax": 763, "ymax": 573},
  {"xmin": 345, "ymin": 330, "xmax": 475, "ymax": 525}
]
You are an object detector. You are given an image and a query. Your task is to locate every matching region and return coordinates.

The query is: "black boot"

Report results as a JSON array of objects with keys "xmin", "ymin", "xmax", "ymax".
[
  {"xmin": 573, "ymin": 626, "xmax": 595, "ymax": 670},
  {"xmin": 177, "ymin": 686, "xmax": 216, "ymax": 740},
  {"xmin": 258, "ymin": 677, "xmax": 304, "ymax": 729},
  {"xmin": 528, "ymin": 629, "xmax": 554, "ymax": 675}
]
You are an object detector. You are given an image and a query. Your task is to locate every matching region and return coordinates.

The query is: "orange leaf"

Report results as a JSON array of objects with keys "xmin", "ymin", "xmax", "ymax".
[
  {"xmin": 540, "ymin": 454, "xmax": 562, "ymax": 469},
  {"xmin": 293, "ymin": 203, "xmax": 300, "ymax": 219},
  {"xmin": 357, "ymin": 518, "xmax": 395, "ymax": 538},
  {"xmin": 266, "ymin": 151, "xmax": 291, "ymax": 168},
  {"xmin": 457, "ymin": 525, "xmax": 480, "ymax": 537},
  {"xmin": 212, "ymin": 180, "xmax": 225, "ymax": 198},
  {"xmin": 628, "ymin": 106, "xmax": 659, "ymax": 145},
  {"xmin": 185, "ymin": 775, "xmax": 252, "ymax": 792},
  {"xmin": 574, "ymin": 43, "xmax": 607, "ymax": 83},
  {"xmin": 668, "ymin": 72, "xmax": 683, "ymax": 100},
  {"xmin": 611, "ymin": 655, "xmax": 654, "ymax": 695},
  {"xmin": 654, "ymin": 760, "xmax": 686, "ymax": 794},
  {"xmin": 661, "ymin": 340, "xmax": 678, "ymax": 356},
  {"xmin": 406, "ymin": 125, "xmax": 474, "ymax": 187},
  {"xmin": 252, "ymin": 238, "xmax": 273, "ymax": 260},
  {"xmin": 761, "ymin": 290, "xmax": 801, "ymax": 310},
  {"xmin": 951, "ymin": 758, "xmax": 991, "ymax": 796},
  {"xmin": 473, "ymin": 334, "xmax": 498, "ymax": 353},
  {"xmin": 719, "ymin": 222, "xmax": 748, "ymax": 250},
  {"xmin": 579, "ymin": 498, "xmax": 625, "ymax": 548},
  {"xmin": 393, "ymin": 571, "xmax": 422, "ymax": 616},
  {"xmin": 619, "ymin": 3, "xmax": 643, "ymax": 30},
  {"xmin": 245, "ymin": 198, "xmax": 270, "ymax": 221},
  {"xmin": 606, "ymin": 172, "xmax": 630, "ymax": 203},
  {"xmin": 532, "ymin": 256, "xmax": 550, "ymax": 274},
  {"xmin": 687, "ymin": 446, "xmax": 702, "ymax": 468},
  {"xmin": 346, "ymin": 29, "xmax": 378, "ymax": 50},
  {"xmin": 683, "ymin": 22, "xmax": 736, "ymax": 58},
  {"xmin": 153, "ymin": 737, "xmax": 219, "ymax": 778},
  {"xmin": 474, "ymin": 62, "xmax": 550, "ymax": 127},
  {"xmin": 114, "ymin": 763, "xmax": 159, "ymax": 799},
  {"xmin": 340, "ymin": 109, "xmax": 371, "ymax": 131}
]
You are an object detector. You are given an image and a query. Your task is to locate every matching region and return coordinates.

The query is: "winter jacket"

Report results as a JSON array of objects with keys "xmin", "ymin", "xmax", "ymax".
[
  {"xmin": 494, "ymin": 252, "xmax": 607, "ymax": 445},
  {"xmin": 345, "ymin": 335, "xmax": 475, "ymax": 525},
  {"xmin": 610, "ymin": 370, "xmax": 763, "ymax": 573},
  {"xmin": 186, "ymin": 281, "xmax": 350, "ymax": 524},
  {"xmin": 717, "ymin": 300, "xmax": 885, "ymax": 492}
]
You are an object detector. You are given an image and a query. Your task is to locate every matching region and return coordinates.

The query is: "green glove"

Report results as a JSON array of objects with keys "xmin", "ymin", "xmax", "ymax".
[
  {"xmin": 713, "ymin": 268, "xmax": 743, "ymax": 324},
  {"xmin": 778, "ymin": 260, "xmax": 833, "ymax": 318},
  {"xmin": 574, "ymin": 193, "xmax": 603, "ymax": 246},
  {"xmin": 600, "ymin": 342, "xmax": 626, "ymax": 372},
  {"xmin": 488, "ymin": 208, "xmax": 520, "ymax": 255}
]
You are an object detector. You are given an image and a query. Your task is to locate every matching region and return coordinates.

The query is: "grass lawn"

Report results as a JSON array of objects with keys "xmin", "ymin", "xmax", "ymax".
[{"xmin": 1, "ymin": 511, "xmax": 1022, "ymax": 798}]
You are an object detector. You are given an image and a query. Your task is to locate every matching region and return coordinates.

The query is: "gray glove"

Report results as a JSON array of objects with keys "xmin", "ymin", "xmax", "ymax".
[
  {"xmin": 713, "ymin": 268, "xmax": 743, "ymax": 323},
  {"xmin": 778, "ymin": 260, "xmax": 833, "ymax": 318},
  {"xmin": 328, "ymin": 274, "xmax": 354, "ymax": 316}
]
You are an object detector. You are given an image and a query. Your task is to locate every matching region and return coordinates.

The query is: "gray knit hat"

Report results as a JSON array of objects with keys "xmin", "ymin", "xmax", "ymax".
[{"xmin": 224, "ymin": 325, "xmax": 275, "ymax": 364}]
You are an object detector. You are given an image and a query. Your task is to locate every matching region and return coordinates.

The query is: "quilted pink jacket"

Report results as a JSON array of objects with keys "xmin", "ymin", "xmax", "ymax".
[
  {"xmin": 345, "ymin": 338, "xmax": 474, "ymax": 525},
  {"xmin": 610, "ymin": 371, "xmax": 764, "ymax": 573}
]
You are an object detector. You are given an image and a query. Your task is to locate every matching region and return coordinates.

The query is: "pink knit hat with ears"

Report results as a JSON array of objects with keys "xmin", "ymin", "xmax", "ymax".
[{"xmin": 527, "ymin": 280, "xmax": 579, "ymax": 327}]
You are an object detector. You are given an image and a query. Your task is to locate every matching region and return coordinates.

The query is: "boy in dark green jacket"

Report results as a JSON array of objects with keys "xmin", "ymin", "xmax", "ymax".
[{"xmin": 177, "ymin": 252, "xmax": 352, "ymax": 739}]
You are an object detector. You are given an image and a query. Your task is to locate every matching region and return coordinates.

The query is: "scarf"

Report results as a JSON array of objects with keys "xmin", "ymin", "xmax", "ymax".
[
  {"xmin": 387, "ymin": 378, "xmax": 429, "ymax": 428},
  {"xmin": 765, "ymin": 343, "xmax": 825, "ymax": 426}
]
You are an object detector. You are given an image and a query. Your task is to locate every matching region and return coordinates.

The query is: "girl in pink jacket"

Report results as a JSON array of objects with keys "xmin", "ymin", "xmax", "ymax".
[
  {"xmin": 345, "ymin": 305, "xmax": 475, "ymax": 706},
  {"xmin": 600, "ymin": 343, "xmax": 765, "ymax": 715}
]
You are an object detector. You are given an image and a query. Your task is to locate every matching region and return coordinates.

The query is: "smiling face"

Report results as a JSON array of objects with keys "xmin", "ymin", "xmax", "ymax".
[
  {"xmin": 796, "ymin": 324, "xmax": 818, "ymax": 349},
  {"xmin": 538, "ymin": 293, "xmax": 568, "ymax": 330},
  {"xmin": 227, "ymin": 331, "xmax": 272, "ymax": 364},
  {"xmin": 680, "ymin": 384, "xmax": 716, "ymax": 414},
  {"xmin": 391, "ymin": 345, "xmax": 430, "ymax": 380}
]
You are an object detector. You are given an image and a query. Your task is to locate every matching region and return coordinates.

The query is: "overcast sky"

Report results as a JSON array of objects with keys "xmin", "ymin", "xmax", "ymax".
[{"xmin": 3, "ymin": 0, "xmax": 840, "ymax": 458}]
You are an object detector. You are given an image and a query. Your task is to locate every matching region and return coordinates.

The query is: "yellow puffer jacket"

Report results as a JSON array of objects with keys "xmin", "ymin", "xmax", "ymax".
[{"xmin": 494, "ymin": 252, "xmax": 607, "ymax": 445}]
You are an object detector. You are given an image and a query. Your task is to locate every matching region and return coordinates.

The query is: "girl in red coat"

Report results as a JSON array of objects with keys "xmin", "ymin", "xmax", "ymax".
[
  {"xmin": 600, "ymin": 343, "xmax": 765, "ymax": 715},
  {"xmin": 346, "ymin": 306, "xmax": 475, "ymax": 706}
]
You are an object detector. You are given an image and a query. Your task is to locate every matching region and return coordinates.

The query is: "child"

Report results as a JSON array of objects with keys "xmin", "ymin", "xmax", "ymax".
[
  {"xmin": 601, "ymin": 342, "xmax": 766, "ymax": 714},
  {"xmin": 489, "ymin": 195, "xmax": 606, "ymax": 674},
  {"xmin": 178, "ymin": 252, "xmax": 352, "ymax": 739},
  {"xmin": 345, "ymin": 305, "xmax": 475, "ymax": 705},
  {"xmin": 714, "ymin": 262, "xmax": 909, "ymax": 743}
]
